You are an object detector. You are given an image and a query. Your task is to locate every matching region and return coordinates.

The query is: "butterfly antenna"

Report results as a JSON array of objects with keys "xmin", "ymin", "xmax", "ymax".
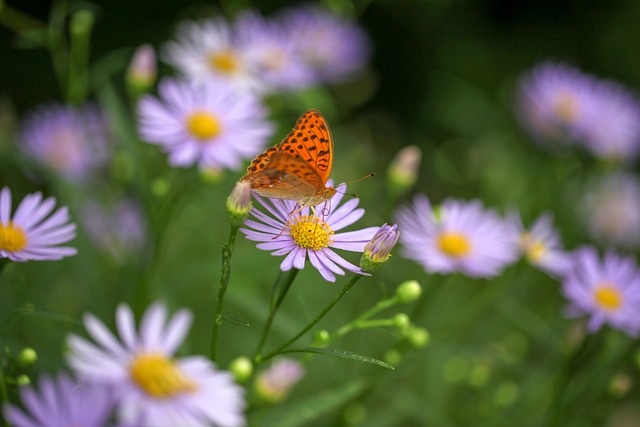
[{"xmin": 334, "ymin": 173, "xmax": 375, "ymax": 195}]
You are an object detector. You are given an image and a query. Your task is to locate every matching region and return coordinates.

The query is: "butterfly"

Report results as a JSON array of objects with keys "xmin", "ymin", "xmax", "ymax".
[{"xmin": 240, "ymin": 109, "xmax": 337, "ymax": 207}]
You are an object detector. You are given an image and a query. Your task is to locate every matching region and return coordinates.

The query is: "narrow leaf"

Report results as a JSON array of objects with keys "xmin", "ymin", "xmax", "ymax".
[
  {"xmin": 222, "ymin": 314, "xmax": 250, "ymax": 327},
  {"xmin": 282, "ymin": 347, "xmax": 395, "ymax": 370}
]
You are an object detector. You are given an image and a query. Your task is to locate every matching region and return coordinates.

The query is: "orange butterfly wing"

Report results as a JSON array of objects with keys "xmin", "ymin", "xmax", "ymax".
[{"xmin": 241, "ymin": 110, "xmax": 334, "ymax": 204}]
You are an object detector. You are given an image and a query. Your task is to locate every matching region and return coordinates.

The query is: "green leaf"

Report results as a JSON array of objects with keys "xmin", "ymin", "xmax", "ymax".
[
  {"xmin": 255, "ymin": 379, "xmax": 370, "ymax": 427},
  {"xmin": 222, "ymin": 314, "xmax": 250, "ymax": 327},
  {"xmin": 282, "ymin": 347, "xmax": 395, "ymax": 370}
]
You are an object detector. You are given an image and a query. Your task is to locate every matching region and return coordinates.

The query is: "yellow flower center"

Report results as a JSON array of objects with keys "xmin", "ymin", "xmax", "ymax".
[
  {"xmin": 520, "ymin": 233, "xmax": 546, "ymax": 263},
  {"xmin": 0, "ymin": 221, "xmax": 28, "ymax": 252},
  {"xmin": 186, "ymin": 111, "xmax": 222, "ymax": 141},
  {"xmin": 129, "ymin": 353, "xmax": 197, "ymax": 399},
  {"xmin": 593, "ymin": 284, "xmax": 622, "ymax": 311},
  {"xmin": 554, "ymin": 91, "xmax": 579, "ymax": 123},
  {"xmin": 209, "ymin": 50, "xmax": 240, "ymax": 74},
  {"xmin": 437, "ymin": 231, "xmax": 471, "ymax": 258},
  {"xmin": 289, "ymin": 215, "xmax": 334, "ymax": 251}
]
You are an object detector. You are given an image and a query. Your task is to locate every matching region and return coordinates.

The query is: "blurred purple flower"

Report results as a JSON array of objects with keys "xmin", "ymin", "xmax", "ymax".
[
  {"xmin": 255, "ymin": 358, "xmax": 305, "ymax": 402},
  {"xmin": 240, "ymin": 181, "xmax": 378, "ymax": 282},
  {"xmin": 0, "ymin": 187, "xmax": 77, "ymax": 262},
  {"xmin": 81, "ymin": 198, "xmax": 145, "ymax": 260},
  {"xmin": 562, "ymin": 246, "xmax": 640, "ymax": 337},
  {"xmin": 395, "ymin": 194, "xmax": 517, "ymax": 278},
  {"xmin": 137, "ymin": 77, "xmax": 274, "ymax": 171},
  {"xmin": 278, "ymin": 5, "xmax": 371, "ymax": 83},
  {"xmin": 517, "ymin": 62, "xmax": 640, "ymax": 161},
  {"xmin": 20, "ymin": 103, "xmax": 109, "ymax": 182},
  {"xmin": 3, "ymin": 373, "xmax": 116, "ymax": 427},
  {"xmin": 583, "ymin": 172, "xmax": 640, "ymax": 249},
  {"xmin": 506, "ymin": 210, "xmax": 570, "ymax": 277}
]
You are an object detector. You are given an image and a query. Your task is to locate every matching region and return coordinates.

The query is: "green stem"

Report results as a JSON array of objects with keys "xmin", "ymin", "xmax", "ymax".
[
  {"xmin": 335, "ymin": 295, "xmax": 399, "ymax": 337},
  {"xmin": 210, "ymin": 225, "xmax": 240, "ymax": 360},
  {"xmin": 0, "ymin": 258, "xmax": 9, "ymax": 278},
  {"xmin": 259, "ymin": 274, "xmax": 363, "ymax": 362},
  {"xmin": 253, "ymin": 268, "xmax": 299, "ymax": 361},
  {"xmin": 0, "ymin": 363, "xmax": 7, "ymax": 405},
  {"xmin": 67, "ymin": 10, "xmax": 94, "ymax": 104}
]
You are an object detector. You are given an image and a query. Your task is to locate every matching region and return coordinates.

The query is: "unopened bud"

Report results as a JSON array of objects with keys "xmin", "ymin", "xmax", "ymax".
[
  {"xmin": 360, "ymin": 224, "xmax": 400, "ymax": 273},
  {"xmin": 406, "ymin": 326, "xmax": 430, "ymax": 348},
  {"xmin": 255, "ymin": 358, "xmax": 305, "ymax": 403},
  {"xmin": 127, "ymin": 44, "xmax": 157, "ymax": 94},
  {"xmin": 387, "ymin": 145, "xmax": 421, "ymax": 192},
  {"xmin": 395, "ymin": 280, "xmax": 422, "ymax": 303},
  {"xmin": 229, "ymin": 356, "xmax": 253, "ymax": 383},
  {"xmin": 227, "ymin": 181, "xmax": 252, "ymax": 226},
  {"xmin": 392, "ymin": 313, "xmax": 410, "ymax": 331},
  {"xmin": 17, "ymin": 347, "xmax": 37, "ymax": 367}
]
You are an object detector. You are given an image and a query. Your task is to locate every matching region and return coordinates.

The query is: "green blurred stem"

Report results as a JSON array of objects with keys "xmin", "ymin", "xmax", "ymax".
[
  {"xmin": 259, "ymin": 274, "xmax": 363, "ymax": 363},
  {"xmin": 0, "ymin": 365, "xmax": 7, "ymax": 405},
  {"xmin": 210, "ymin": 225, "xmax": 240, "ymax": 361},
  {"xmin": 67, "ymin": 10, "xmax": 94, "ymax": 104},
  {"xmin": 0, "ymin": 258, "xmax": 9, "ymax": 279},
  {"xmin": 253, "ymin": 268, "xmax": 299, "ymax": 362},
  {"xmin": 0, "ymin": 2, "xmax": 46, "ymax": 34},
  {"xmin": 335, "ymin": 294, "xmax": 400, "ymax": 338}
]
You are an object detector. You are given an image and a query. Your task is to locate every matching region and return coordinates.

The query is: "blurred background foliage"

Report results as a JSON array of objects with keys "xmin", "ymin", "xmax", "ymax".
[{"xmin": 1, "ymin": 0, "xmax": 640, "ymax": 426}]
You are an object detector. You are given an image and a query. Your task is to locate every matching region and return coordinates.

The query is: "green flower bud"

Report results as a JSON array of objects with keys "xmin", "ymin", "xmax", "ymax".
[
  {"xmin": 395, "ymin": 280, "xmax": 422, "ymax": 303},
  {"xmin": 229, "ymin": 356, "xmax": 253, "ymax": 383},
  {"xmin": 17, "ymin": 347, "xmax": 37, "ymax": 367},
  {"xmin": 16, "ymin": 374, "xmax": 31, "ymax": 386},
  {"xmin": 392, "ymin": 313, "xmax": 410, "ymax": 332},
  {"xmin": 226, "ymin": 181, "xmax": 252, "ymax": 227},
  {"xmin": 127, "ymin": 44, "xmax": 157, "ymax": 95},
  {"xmin": 406, "ymin": 326, "xmax": 430, "ymax": 348}
]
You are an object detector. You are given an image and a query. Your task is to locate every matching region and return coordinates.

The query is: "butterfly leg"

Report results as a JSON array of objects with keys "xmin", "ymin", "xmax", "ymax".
[{"xmin": 272, "ymin": 203, "xmax": 303, "ymax": 240}]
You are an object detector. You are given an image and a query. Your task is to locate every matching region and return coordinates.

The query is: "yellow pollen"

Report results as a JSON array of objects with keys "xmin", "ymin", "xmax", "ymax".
[
  {"xmin": 129, "ymin": 353, "xmax": 197, "ymax": 399},
  {"xmin": 554, "ymin": 91, "xmax": 579, "ymax": 123},
  {"xmin": 520, "ymin": 233, "xmax": 546, "ymax": 263},
  {"xmin": 0, "ymin": 221, "xmax": 28, "ymax": 252},
  {"xmin": 593, "ymin": 284, "xmax": 622, "ymax": 311},
  {"xmin": 289, "ymin": 215, "xmax": 334, "ymax": 251},
  {"xmin": 437, "ymin": 231, "xmax": 471, "ymax": 258},
  {"xmin": 186, "ymin": 111, "xmax": 222, "ymax": 141},
  {"xmin": 209, "ymin": 50, "xmax": 239, "ymax": 74}
]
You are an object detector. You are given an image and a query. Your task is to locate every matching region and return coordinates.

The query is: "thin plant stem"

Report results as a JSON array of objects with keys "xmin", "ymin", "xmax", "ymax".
[
  {"xmin": 335, "ymin": 295, "xmax": 399, "ymax": 337},
  {"xmin": 0, "ymin": 363, "xmax": 7, "ymax": 406},
  {"xmin": 253, "ymin": 268, "xmax": 299, "ymax": 361},
  {"xmin": 259, "ymin": 274, "xmax": 364, "ymax": 363},
  {"xmin": 210, "ymin": 224, "xmax": 240, "ymax": 360}
]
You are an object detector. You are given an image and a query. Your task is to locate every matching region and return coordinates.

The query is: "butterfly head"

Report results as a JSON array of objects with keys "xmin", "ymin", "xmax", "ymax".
[{"xmin": 299, "ymin": 186, "xmax": 337, "ymax": 207}]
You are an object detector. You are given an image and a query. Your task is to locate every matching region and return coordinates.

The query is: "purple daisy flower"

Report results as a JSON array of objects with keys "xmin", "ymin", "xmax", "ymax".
[
  {"xmin": 562, "ymin": 246, "xmax": 640, "ymax": 337},
  {"xmin": 240, "ymin": 182, "xmax": 379, "ymax": 282},
  {"xmin": 278, "ymin": 5, "xmax": 371, "ymax": 83},
  {"xmin": 583, "ymin": 172, "xmax": 640, "ymax": 249},
  {"xmin": 162, "ymin": 18, "xmax": 262, "ymax": 94},
  {"xmin": 19, "ymin": 103, "xmax": 109, "ymax": 182},
  {"xmin": 395, "ymin": 194, "xmax": 518, "ymax": 278},
  {"xmin": 67, "ymin": 301, "xmax": 245, "ymax": 427},
  {"xmin": 0, "ymin": 187, "xmax": 77, "ymax": 262},
  {"xmin": 506, "ymin": 210, "xmax": 570, "ymax": 277},
  {"xmin": 137, "ymin": 77, "xmax": 274, "ymax": 171},
  {"xmin": 235, "ymin": 11, "xmax": 316, "ymax": 92},
  {"xmin": 3, "ymin": 373, "xmax": 116, "ymax": 427}
]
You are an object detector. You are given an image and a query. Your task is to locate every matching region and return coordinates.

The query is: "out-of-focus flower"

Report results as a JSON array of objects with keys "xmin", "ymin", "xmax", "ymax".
[
  {"xmin": 360, "ymin": 223, "xmax": 400, "ymax": 273},
  {"xmin": 80, "ymin": 198, "xmax": 145, "ymax": 260},
  {"xmin": 278, "ymin": 5, "xmax": 371, "ymax": 83},
  {"xmin": 240, "ymin": 181, "xmax": 378, "ymax": 282},
  {"xmin": 0, "ymin": 187, "xmax": 77, "ymax": 262},
  {"xmin": 395, "ymin": 195, "xmax": 517, "ymax": 278},
  {"xmin": 127, "ymin": 44, "xmax": 157, "ymax": 93},
  {"xmin": 137, "ymin": 77, "xmax": 274, "ymax": 171},
  {"xmin": 67, "ymin": 302, "xmax": 245, "ymax": 427},
  {"xmin": 19, "ymin": 103, "xmax": 109, "ymax": 182},
  {"xmin": 235, "ymin": 11, "xmax": 315, "ymax": 92},
  {"xmin": 506, "ymin": 210, "xmax": 570, "ymax": 276},
  {"xmin": 162, "ymin": 18, "xmax": 261, "ymax": 93},
  {"xmin": 387, "ymin": 145, "xmax": 422, "ymax": 193},
  {"xmin": 254, "ymin": 358, "xmax": 304, "ymax": 403},
  {"xmin": 517, "ymin": 62, "xmax": 640, "ymax": 162},
  {"xmin": 3, "ymin": 373, "xmax": 116, "ymax": 427},
  {"xmin": 562, "ymin": 246, "xmax": 640, "ymax": 337},
  {"xmin": 583, "ymin": 172, "xmax": 640, "ymax": 249}
]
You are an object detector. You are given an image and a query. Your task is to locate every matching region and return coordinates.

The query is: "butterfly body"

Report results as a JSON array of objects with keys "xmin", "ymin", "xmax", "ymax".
[{"xmin": 241, "ymin": 109, "xmax": 336, "ymax": 207}]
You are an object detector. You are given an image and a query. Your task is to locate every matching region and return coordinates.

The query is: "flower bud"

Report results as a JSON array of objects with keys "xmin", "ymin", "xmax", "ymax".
[
  {"xmin": 255, "ymin": 358, "xmax": 305, "ymax": 403},
  {"xmin": 360, "ymin": 223, "xmax": 400, "ymax": 273},
  {"xmin": 395, "ymin": 280, "xmax": 422, "ymax": 303},
  {"xmin": 127, "ymin": 44, "xmax": 157, "ymax": 95},
  {"xmin": 229, "ymin": 356, "xmax": 253, "ymax": 383},
  {"xmin": 312, "ymin": 329, "xmax": 331, "ymax": 347},
  {"xmin": 17, "ymin": 347, "xmax": 37, "ymax": 367},
  {"xmin": 227, "ymin": 181, "xmax": 252, "ymax": 226},
  {"xmin": 387, "ymin": 145, "xmax": 421, "ymax": 193},
  {"xmin": 406, "ymin": 326, "xmax": 430, "ymax": 348},
  {"xmin": 392, "ymin": 313, "xmax": 410, "ymax": 332},
  {"xmin": 16, "ymin": 374, "xmax": 31, "ymax": 386}
]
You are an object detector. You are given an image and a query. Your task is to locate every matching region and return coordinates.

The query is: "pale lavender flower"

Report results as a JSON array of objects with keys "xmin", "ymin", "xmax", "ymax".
[
  {"xmin": 235, "ymin": 11, "xmax": 315, "ymax": 92},
  {"xmin": 67, "ymin": 302, "xmax": 245, "ymax": 427},
  {"xmin": 162, "ymin": 18, "xmax": 261, "ymax": 93},
  {"xmin": 395, "ymin": 195, "xmax": 517, "ymax": 278},
  {"xmin": 506, "ymin": 210, "xmax": 570, "ymax": 276},
  {"xmin": 81, "ymin": 198, "xmax": 145, "ymax": 260},
  {"xmin": 127, "ymin": 44, "xmax": 157, "ymax": 89},
  {"xmin": 255, "ymin": 359, "xmax": 305, "ymax": 403},
  {"xmin": 583, "ymin": 172, "xmax": 640, "ymax": 249},
  {"xmin": 137, "ymin": 77, "xmax": 274, "ymax": 171},
  {"xmin": 19, "ymin": 103, "xmax": 109, "ymax": 182},
  {"xmin": 240, "ymin": 182, "xmax": 379, "ymax": 282},
  {"xmin": 0, "ymin": 187, "xmax": 77, "ymax": 261},
  {"xmin": 278, "ymin": 5, "xmax": 371, "ymax": 83},
  {"xmin": 517, "ymin": 62, "xmax": 640, "ymax": 161},
  {"xmin": 562, "ymin": 246, "xmax": 640, "ymax": 337},
  {"xmin": 3, "ymin": 373, "xmax": 116, "ymax": 427}
]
